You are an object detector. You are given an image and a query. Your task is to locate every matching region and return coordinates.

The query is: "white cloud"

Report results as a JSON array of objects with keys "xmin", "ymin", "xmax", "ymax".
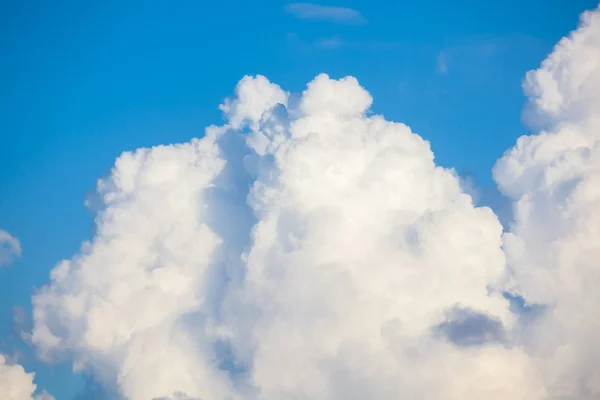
[
  {"xmin": 30, "ymin": 72, "xmax": 545, "ymax": 399},
  {"xmin": 27, "ymin": 4, "xmax": 600, "ymax": 399},
  {"xmin": 0, "ymin": 354, "xmax": 53, "ymax": 400},
  {"xmin": 0, "ymin": 354, "xmax": 36, "ymax": 400},
  {"xmin": 0, "ymin": 229, "xmax": 22, "ymax": 267},
  {"xmin": 520, "ymin": 7, "xmax": 600, "ymax": 129},
  {"xmin": 30, "ymin": 139, "xmax": 239, "ymax": 399},
  {"xmin": 494, "ymin": 4, "xmax": 600, "ymax": 398},
  {"xmin": 222, "ymin": 73, "xmax": 544, "ymax": 400},
  {"xmin": 219, "ymin": 75, "xmax": 288, "ymax": 131},
  {"xmin": 285, "ymin": 3, "xmax": 366, "ymax": 24}
]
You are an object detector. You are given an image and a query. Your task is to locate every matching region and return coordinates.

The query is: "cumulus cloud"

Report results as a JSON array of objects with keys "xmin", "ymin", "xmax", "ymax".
[
  {"xmin": 0, "ymin": 354, "xmax": 36, "ymax": 400},
  {"xmin": 221, "ymin": 74, "xmax": 543, "ymax": 400},
  {"xmin": 30, "ymin": 139, "xmax": 239, "ymax": 399},
  {"xmin": 29, "ymin": 72, "xmax": 544, "ymax": 399},
  {"xmin": 0, "ymin": 229, "xmax": 22, "ymax": 266},
  {"xmin": 0, "ymin": 353, "xmax": 53, "ymax": 400},
  {"xmin": 285, "ymin": 3, "xmax": 366, "ymax": 25},
  {"xmin": 28, "ymin": 4, "xmax": 600, "ymax": 399},
  {"xmin": 494, "ymin": 4, "xmax": 600, "ymax": 398}
]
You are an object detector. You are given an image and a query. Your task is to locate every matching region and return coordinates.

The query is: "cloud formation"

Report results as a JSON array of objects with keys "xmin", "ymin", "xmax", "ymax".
[
  {"xmin": 29, "ymin": 73, "xmax": 540, "ymax": 399},
  {"xmin": 495, "ymin": 5, "xmax": 600, "ymax": 398},
  {"xmin": 28, "ymin": 3, "xmax": 600, "ymax": 399},
  {"xmin": 285, "ymin": 3, "xmax": 366, "ymax": 25},
  {"xmin": 0, "ymin": 229, "xmax": 22, "ymax": 267},
  {"xmin": 0, "ymin": 354, "xmax": 38, "ymax": 400},
  {"xmin": 0, "ymin": 229, "xmax": 53, "ymax": 400}
]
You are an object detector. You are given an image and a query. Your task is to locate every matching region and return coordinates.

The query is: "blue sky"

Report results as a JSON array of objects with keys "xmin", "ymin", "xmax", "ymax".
[{"xmin": 0, "ymin": 1, "xmax": 598, "ymax": 398}]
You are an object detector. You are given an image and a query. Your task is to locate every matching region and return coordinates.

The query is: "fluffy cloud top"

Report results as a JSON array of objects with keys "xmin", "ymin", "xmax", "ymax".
[
  {"xmin": 494, "ymin": 5, "xmax": 600, "ymax": 398},
  {"xmin": 29, "ymin": 71, "xmax": 542, "ymax": 399},
  {"xmin": 1, "ymin": 340, "xmax": 53, "ymax": 400},
  {"xmin": 0, "ymin": 229, "xmax": 22, "ymax": 267},
  {"xmin": 27, "ymin": 3, "xmax": 600, "ymax": 400},
  {"xmin": 0, "ymin": 354, "xmax": 37, "ymax": 400},
  {"xmin": 31, "ymin": 139, "xmax": 237, "ymax": 399},
  {"xmin": 521, "ymin": 6, "xmax": 600, "ymax": 128}
]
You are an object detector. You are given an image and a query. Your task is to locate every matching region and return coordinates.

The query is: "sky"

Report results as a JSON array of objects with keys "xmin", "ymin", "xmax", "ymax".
[{"xmin": 1, "ymin": 1, "xmax": 600, "ymax": 399}]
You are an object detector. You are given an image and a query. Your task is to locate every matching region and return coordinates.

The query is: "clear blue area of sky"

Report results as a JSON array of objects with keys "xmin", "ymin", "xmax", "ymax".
[{"xmin": 1, "ymin": 1, "xmax": 598, "ymax": 398}]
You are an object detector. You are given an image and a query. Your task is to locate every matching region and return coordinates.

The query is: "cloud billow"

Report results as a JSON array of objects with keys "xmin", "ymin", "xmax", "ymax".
[
  {"xmin": 27, "ymin": 4, "xmax": 600, "ymax": 400},
  {"xmin": 27, "ymin": 72, "xmax": 540, "ymax": 399},
  {"xmin": 0, "ymin": 354, "xmax": 53, "ymax": 400},
  {"xmin": 494, "ymin": 5, "xmax": 600, "ymax": 398}
]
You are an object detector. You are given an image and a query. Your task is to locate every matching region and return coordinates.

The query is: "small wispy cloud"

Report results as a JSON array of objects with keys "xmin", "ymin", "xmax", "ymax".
[
  {"xmin": 434, "ymin": 34, "xmax": 545, "ymax": 79},
  {"xmin": 437, "ymin": 51, "xmax": 448, "ymax": 74},
  {"xmin": 286, "ymin": 32, "xmax": 405, "ymax": 53},
  {"xmin": 0, "ymin": 229, "xmax": 21, "ymax": 267},
  {"xmin": 285, "ymin": 3, "xmax": 366, "ymax": 25},
  {"xmin": 317, "ymin": 36, "xmax": 346, "ymax": 49},
  {"xmin": 286, "ymin": 33, "xmax": 346, "ymax": 51}
]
